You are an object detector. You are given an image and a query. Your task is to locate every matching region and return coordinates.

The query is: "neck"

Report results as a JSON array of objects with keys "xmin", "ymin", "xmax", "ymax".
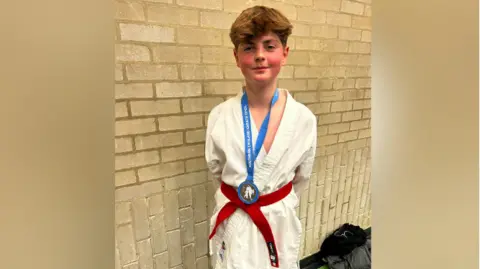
[{"xmin": 244, "ymin": 81, "xmax": 278, "ymax": 109}]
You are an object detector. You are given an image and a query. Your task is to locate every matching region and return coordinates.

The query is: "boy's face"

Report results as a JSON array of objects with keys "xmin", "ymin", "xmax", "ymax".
[{"xmin": 234, "ymin": 32, "xmax": 289, "ymax": 86}]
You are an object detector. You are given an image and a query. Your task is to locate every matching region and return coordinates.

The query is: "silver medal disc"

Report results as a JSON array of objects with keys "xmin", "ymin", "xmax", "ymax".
[{"xmin": 238, "ymin": 181, "xmax": 259, "ymax": 204}]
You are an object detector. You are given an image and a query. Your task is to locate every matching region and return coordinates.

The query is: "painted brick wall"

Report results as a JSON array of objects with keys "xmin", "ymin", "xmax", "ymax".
[{"xmin": 114, "ymin": 0, "xmax": 371, "ymax": 268}]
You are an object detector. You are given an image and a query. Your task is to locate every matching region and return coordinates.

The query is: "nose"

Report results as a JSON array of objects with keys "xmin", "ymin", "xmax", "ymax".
[{"xmin": 254, "ymin": 48, "xmax": 265, "ymax": 62}]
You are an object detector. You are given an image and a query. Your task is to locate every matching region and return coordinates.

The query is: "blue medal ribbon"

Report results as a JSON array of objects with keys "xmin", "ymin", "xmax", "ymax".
[{"xmin": 238, "ymin": 88, "xmax": 279, "ymax": 204}]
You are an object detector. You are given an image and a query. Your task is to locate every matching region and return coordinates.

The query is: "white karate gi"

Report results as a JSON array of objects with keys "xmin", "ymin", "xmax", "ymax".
[{"xmin": 205, "ymin": 88, "xmax": 317, "ymax": 269}]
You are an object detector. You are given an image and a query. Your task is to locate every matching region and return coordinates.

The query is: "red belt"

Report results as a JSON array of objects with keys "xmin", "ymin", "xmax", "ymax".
[{"xmin": 209, "ymin": 181, "xmax": 293, "ymax": 268}]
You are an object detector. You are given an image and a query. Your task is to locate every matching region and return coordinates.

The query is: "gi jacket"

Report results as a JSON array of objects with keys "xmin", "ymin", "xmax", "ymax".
[{"xmin": 205, "ymin": 89, "xmax": 317, "ymax": 269}]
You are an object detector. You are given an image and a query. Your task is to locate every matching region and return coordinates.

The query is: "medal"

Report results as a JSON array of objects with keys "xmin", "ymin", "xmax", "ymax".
[
  {"xmin": 238, "ymin": 88, "xmax": 279, "ymax": 204},
  {"xmin": 238, "ymin": 180, "xmax": 259, "ymax": 204}
]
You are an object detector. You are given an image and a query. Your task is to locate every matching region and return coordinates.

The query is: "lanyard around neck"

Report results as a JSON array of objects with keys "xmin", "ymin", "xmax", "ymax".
[{"xmin": 241, "ymin": 89, "xmax": 279, "ymax": 182}]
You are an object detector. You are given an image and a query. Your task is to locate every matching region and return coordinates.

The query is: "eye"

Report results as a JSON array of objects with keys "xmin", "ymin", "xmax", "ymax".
[
  {"xmin": 243, "ymin": 46, "xmax": 252, "ymax": 52},
  {"xmin": 265, "ymin": 43, "xmax": 276, "ymax": 50}
]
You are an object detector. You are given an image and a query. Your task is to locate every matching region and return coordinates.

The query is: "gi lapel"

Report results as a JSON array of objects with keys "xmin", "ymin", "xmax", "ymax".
[{"xmin": 253, "ymin": 89, "xmax": 298, "ymax": 193}]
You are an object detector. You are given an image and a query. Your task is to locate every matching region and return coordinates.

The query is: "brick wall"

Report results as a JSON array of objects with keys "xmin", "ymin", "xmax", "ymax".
[{"xmin": 114, "ymin": 0, "xmax": 371, "ymax": 268}]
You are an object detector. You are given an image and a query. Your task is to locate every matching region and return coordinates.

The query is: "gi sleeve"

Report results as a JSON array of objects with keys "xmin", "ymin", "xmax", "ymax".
[
  {"xmin": 205, "ymin": 105, "xmax": 225, "ymax": 188},
  {"xmin": 292, "ymin": 113, "xmax": 317, "ymax": 198}
]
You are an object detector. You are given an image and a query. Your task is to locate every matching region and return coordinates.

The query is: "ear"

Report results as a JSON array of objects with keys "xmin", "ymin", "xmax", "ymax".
[{"xmin": 281, "ymin": 46, "xmax": 290, "ymax": 66}]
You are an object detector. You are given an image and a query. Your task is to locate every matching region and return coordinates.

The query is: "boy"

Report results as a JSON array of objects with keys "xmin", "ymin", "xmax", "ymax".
[{"xmin": 205, "ymin": 5, "xmax": 317, "ymax": 269}]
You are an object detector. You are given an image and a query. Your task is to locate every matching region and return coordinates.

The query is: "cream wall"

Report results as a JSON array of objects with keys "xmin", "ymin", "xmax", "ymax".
[{"xmin": 114, "ymin": 0, "xmax": 371, "ymax": 268}]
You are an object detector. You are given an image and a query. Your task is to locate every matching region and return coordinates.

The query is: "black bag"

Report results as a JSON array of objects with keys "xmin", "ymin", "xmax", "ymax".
[{"xmin": 317, "ymin": 223, "xmax": 368, "ymax": 259}]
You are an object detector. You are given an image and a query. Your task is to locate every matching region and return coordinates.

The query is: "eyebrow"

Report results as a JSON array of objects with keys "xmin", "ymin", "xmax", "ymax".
[
  {"xmin": 241, "ymin": 38, "xmax": 278, "ymax": 47},
  {"xmin": 263, "ymin": 39, "xmax": 277, "ymax": 44}
]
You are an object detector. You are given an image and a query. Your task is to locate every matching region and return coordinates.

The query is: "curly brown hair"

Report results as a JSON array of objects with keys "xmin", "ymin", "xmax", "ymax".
[{"xmin": 229, "ymin": 6, "xmax": 293, "ymax": 49}]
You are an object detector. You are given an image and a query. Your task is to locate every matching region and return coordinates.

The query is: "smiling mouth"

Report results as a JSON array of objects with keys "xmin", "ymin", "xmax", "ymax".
[{"xmin": 253, "ymin": 66, "xmax": 268, "ymax": 70}]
